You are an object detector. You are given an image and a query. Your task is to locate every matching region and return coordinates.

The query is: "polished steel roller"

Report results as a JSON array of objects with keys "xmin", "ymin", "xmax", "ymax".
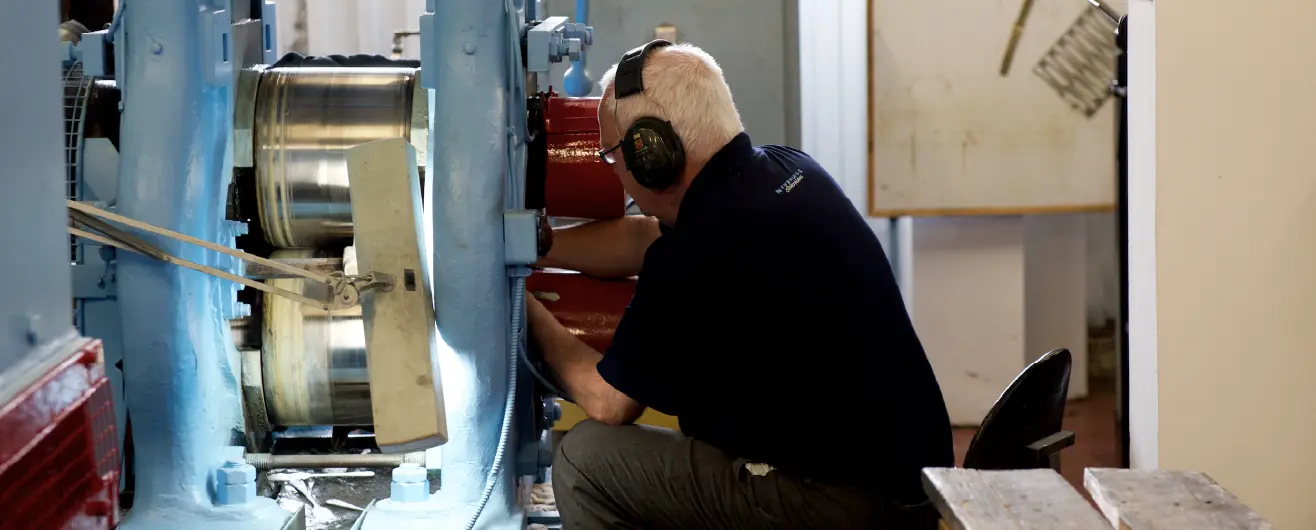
[
  {"xmin": 254, "ymin": 66, "xmax": 425, "ymax": 249},
  {"xmin": 261, "ymin": 249, "xmax": 372, "ymax": 426}
]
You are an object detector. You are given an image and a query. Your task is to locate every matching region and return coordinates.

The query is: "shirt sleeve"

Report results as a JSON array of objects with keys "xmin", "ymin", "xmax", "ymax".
[{"xmin": 596, "ymin": 240, "xmax": 689, "ymax": 416}]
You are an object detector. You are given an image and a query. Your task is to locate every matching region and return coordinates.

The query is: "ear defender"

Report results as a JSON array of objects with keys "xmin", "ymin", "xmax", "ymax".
[{"xmin": 613, "ymin": 39, "xmax": 687, "ymax": 190}]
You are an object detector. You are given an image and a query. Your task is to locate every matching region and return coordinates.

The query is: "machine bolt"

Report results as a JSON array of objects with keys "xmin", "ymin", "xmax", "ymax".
[
  {"xmin": 546, "ymin": 33, "xmax": 565, "ymax": 62},
  {"xmin": 151, "ymin": 42, "xmax": 163, "ymax": 54},
  {"xmin": 463, "ymin": 42, "xmax": 477, "ymax": 55},
  {"xmin": 390, "ymin": 462, "xmax": 431, "ymax": 503},
  {"xmin": 567, "ymin": 39, "xmax": 583, "ymax": 62},
  {"xmin": 24, "ymin": 314, "xmax": 40, "ymax": 345},
  {"xmin": 215, "ymin": 458, "xmax": 257, "ymax": 505}
]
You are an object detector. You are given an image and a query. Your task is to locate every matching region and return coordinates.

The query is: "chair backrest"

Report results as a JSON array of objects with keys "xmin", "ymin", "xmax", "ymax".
[{"xmin": 962, "ymin": 348, "xmax": 1072, "ymax": 470}]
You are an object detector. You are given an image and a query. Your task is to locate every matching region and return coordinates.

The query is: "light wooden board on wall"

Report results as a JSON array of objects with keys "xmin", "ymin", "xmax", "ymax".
[{"xmin": 867, "ymin": 0, "xmax": 1118, "ymax": 217}]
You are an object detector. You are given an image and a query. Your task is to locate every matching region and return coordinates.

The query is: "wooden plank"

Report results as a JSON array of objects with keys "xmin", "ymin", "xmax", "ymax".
[
  {"xmin": 1083, "ymin": 469, "xmax": 1272, "ymax": 530},
  {"xmin": 923, "ymin": 468, "xmax": 1109, "ymax": 530},
  {"xmin": 346, "ymin": 138, "xmax": 447, "ymax": 453}
]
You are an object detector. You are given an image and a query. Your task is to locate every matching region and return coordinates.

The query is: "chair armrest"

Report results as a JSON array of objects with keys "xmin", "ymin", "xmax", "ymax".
[{"xmin": 1027, "ymin": 430, "xmax": 1076, "ymax": 472}]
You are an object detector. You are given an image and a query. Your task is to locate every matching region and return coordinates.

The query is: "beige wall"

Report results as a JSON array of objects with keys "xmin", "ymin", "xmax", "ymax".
[{"xmin": 1153, "ymin": 0, "xmax": 1316, "ymax": 527}]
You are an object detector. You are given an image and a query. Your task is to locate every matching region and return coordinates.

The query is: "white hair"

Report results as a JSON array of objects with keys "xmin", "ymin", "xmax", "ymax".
[{"xmin": 599, "ymin": 43, "xmax": 745, "ymax": 167}]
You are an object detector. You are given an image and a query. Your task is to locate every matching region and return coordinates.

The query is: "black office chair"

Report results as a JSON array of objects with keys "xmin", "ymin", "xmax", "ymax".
[{"xmin": 962, "ymin": 348, "xmax": 1076, "ymax": 472}]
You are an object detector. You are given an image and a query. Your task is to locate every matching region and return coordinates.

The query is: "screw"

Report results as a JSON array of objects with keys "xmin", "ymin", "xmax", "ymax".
[{"xmin": 25, "ymin": 314, "xmax": 40, "ymax": 345}]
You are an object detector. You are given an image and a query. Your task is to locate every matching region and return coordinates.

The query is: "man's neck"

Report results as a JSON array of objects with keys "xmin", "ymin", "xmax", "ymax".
[{"xmin": 654, "ymin": 162, "xmax": 708, "ymax": 225}]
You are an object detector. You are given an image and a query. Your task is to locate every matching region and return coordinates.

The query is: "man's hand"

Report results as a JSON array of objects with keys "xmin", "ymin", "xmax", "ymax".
[{"xmin": 525, "ymin": 290, "xmax": 644, "ymax": 426}]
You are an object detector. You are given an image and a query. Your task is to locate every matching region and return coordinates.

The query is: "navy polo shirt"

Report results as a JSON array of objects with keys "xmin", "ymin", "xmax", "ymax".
[{"xmin": 597, "ymin": 133, "xmax": 954, "ymax": 500}]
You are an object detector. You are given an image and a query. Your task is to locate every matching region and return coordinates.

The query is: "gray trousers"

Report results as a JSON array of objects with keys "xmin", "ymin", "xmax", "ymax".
[{"xmin": 552, "ymin": 420, "xmax": 937, "ymax": 529}]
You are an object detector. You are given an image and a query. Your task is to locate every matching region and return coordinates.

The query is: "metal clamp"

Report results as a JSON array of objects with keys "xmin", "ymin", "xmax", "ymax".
[
  {"xmin": 328, "ymin": 271, "xmax": 396, "ymax": 307},
  {"xmin": 525, "ymin": 16, "xmax": 594, "ymax": 73}
]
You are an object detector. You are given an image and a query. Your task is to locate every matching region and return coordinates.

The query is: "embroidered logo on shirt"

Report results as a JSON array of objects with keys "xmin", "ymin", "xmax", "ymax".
[{"xmin": 775, "ymin": 169, "xmax": 805, "ymax": 194}]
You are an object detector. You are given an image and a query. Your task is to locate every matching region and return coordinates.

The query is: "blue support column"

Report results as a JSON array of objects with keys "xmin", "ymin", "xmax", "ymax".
[
  {"xmin": 0, "ymin": 0, "xmax": 83, "ymax": 390},
  {"xmin": 425, "ymin": 0, "xmax": 520, "ymax": 528},
  {"xmin": 115, "ymin": 0, "xmax": 288, "ymax": 527}
]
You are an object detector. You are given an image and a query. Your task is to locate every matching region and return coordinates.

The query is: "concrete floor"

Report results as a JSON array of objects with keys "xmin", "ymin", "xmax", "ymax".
[{"xmin": 952, "ymin": 377, "xmax": 1121, "ymax": 493}]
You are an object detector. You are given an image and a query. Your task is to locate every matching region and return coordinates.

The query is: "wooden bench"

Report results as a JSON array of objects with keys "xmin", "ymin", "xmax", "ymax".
[
  {"xmin": 923, "ymin": 468, "xmax": 1271, "ymax": 530},
  {"xmin": 924, "ymin": 468, "xmax": 1109, "ymax": 529},
  {"xmin": 1084, "ymin": 468, "xmax": 1272, "ymax": 530}
]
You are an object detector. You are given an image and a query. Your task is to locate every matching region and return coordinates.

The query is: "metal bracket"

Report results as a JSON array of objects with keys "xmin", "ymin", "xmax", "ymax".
[
  {"xmin": 526, "ymin": 16, "xmax": 586, "ymax": 73},
  {"xmin": 260, "ymin": 1, "xmax": 278, "ymax": 64},
  {"xmin": 205, "ymin": 9, "xmax": 234, "ymax": 86},
  {"xmin": 418, "ymin": 13, "xmax": 436, "ymax": 89},
  {"xmin": 504, "ymin": 210, "xmax": 543, "ymax": 265},
  {"xmin": 73, "ymin": 30, "xmax": 110, "ymax": 76}
]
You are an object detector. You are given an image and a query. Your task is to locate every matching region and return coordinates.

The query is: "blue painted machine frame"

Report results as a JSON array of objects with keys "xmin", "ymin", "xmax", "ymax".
[{"xmin": 60, "ymin": 0, "xmax": 593, "ymax": 527}]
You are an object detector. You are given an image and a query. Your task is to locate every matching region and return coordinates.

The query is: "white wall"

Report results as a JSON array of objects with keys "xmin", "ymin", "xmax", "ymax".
[
  {"xmin": 1087, "ymin": 211, "xmax": 1119, "ymax": 327},
  {"xmin": 911, "ymin": 216, "xmax": 1027, "ymax": 423},
  {"xmin": 1025, "ymin": 213, "xmax": 1090, "ymax": 393},
  {"xmin": 1133, "ymin": 0, "xmax": 1316, "ymax": 526},
  {"xmin": 798, "ymin": 0, "xmax": 892, "ymax": 249},
  {"xmin": 270, "ymin": 0, "xmax": 425, "ymax": 58}
]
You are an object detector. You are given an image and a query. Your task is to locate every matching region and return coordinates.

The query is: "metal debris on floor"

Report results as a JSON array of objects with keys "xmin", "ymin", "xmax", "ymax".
[{"xmin": 266, "ymin": 467, "xmax": 396, "ymax": 530}]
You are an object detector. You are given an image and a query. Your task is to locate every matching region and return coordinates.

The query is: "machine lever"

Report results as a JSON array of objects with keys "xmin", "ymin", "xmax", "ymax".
[{"xmin": 67, "ymin": 200, "xmax": 379, "ymax": 311}]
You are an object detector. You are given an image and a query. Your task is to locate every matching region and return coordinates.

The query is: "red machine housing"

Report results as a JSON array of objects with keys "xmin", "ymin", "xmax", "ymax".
[
  {"xmin": 543, "ymin": 96, "xmax": 626, "ymax": 220},
  {"xmin": 0, "ymin": 339, "xmax": 119, "ymax": 530},
  {"xmin": 533, "ymin": 95, "xmax": 635, "ymax": 352},
  {"xmin": 528, "ymin": 271, "xmax": 636, "ymax": 353}
]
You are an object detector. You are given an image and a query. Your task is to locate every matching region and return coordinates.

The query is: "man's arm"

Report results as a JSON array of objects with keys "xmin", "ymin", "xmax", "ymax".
[
  {"xmin": 538, "ymin": 215, "xmax": 662, "ymax": 279},
  {"xmin": 526, "ymin": 293, "xmax": 644, "ymax": 426}
]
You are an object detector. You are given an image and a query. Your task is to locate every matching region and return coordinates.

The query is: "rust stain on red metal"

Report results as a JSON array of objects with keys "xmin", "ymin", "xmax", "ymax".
[
  {"xmin": 545, "ymin": 97, "xmax": 626, "ymax": 220},
  {"xmin": 528, "ymin": 270, "xmax": 636, "ymax": 353},
  {"xmin": 0, "ymin": 339, "xmax": 119, "ymax": 529}
]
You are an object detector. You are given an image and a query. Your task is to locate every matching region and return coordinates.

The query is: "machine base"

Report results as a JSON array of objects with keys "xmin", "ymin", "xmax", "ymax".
[
  {"xmin": 0, "ymin": 338, "xmax": 118, "ymax": 530},
  {"xmin": 117, "ymin": 501, "xmax": 301, "ymax": 530}
]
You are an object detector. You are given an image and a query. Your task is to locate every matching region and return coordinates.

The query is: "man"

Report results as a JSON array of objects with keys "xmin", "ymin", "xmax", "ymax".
[{"xmin": 526, "ymin": 40, "xmax": 953, "ymax": 529}]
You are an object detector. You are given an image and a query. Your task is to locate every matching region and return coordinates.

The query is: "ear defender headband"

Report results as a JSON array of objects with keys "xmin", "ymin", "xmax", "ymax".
[{"xmin": 613, "ymin": 39, "xmax": 686, "ymax": 191}]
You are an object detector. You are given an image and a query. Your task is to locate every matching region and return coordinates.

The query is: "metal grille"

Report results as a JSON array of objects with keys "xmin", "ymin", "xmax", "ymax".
[
  {"xmin": 1032, "ymin": 5, "xmax": 1120, "ymax": 117},
  {"xmin": 63, "ymin": 63, "xmax": 92, "ymax": 264},
  {"xmin": 64, "ymin": 64, "xmax": 94, "ymax": 331}
]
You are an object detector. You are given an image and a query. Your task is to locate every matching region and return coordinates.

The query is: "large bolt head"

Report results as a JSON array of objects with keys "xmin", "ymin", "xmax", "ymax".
[
  {"xmin": 217, "ymin": 482, "xmax": 256, "ymax": 505},
  {"xmin": 217, "ymin": 460, "xmax": 256, "ymax": 485},
  {"xmin": 391, "ymin": 463, "xmax": 431, "ymax": 503},
  {"xmin": 392, "ymin": 462, "xmax": 427, "ymax": 484},
  {"xmin": 566, "ymin": 39, "xmax": 583, "ymax": 61}
]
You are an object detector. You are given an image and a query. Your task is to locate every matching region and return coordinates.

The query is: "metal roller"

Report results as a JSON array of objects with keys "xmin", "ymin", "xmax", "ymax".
[
  {"xmin": 253, "ymin": 67, "xmax": 426, "ymax": 249},
  {"xmin": 261, "ymin": 249, "xmax": 372, "ymax": 426}
]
